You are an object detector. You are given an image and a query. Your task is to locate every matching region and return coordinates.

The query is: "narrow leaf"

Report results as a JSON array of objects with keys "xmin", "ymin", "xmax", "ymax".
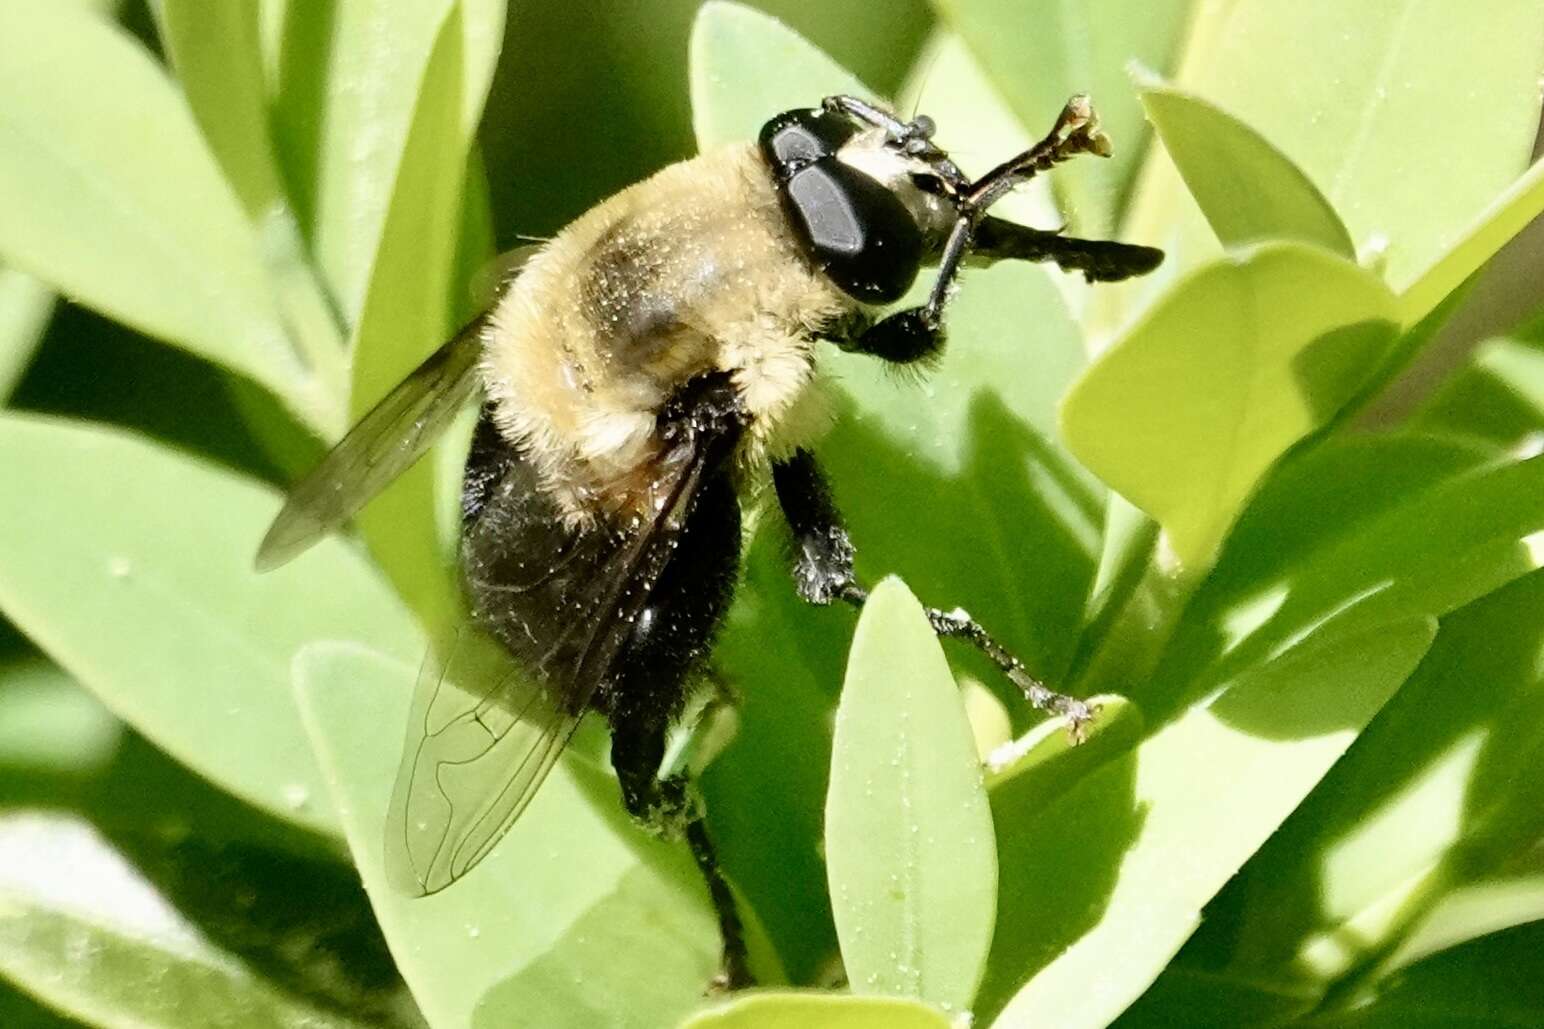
[
  {"xmin": 155, "ymin": 0, "xmax": 284, "ymax": 218},
  {"xmin": 349, "ymin": 7, "xmax": 470, "ymax": 631},
  {"xmin": 0, "ymin": 266, "xmax": 53, "ymax": 400},
  {"xmin": 827, "ymin": 577, "xmax": 996, "ymax": 1012}
]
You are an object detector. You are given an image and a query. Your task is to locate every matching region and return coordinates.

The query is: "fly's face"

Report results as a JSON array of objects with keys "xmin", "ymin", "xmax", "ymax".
[{"xmin": 759, "ymin": 101, "xmax": 965, "ymax": 305}]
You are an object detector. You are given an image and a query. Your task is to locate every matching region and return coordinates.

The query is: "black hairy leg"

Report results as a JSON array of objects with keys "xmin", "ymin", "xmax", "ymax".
[
  {"xmin": 603, "ymin": 376, "xmax": 753, "ymax": 991},
  {"xmin": 772, "ymin": 449, "xmax": 1095, "ymax": 736},
  {"xmin": 611, "ymin": 723, "xmax": 751, "ymax": 992}
]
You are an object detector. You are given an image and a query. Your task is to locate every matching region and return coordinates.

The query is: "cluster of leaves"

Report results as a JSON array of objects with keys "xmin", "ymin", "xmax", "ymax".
[{"xmin": 0, "ymin": 1, "xmax": 1542, "ymax": 1027}]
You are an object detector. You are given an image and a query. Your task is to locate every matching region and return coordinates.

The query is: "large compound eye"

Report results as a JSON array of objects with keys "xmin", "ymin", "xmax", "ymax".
[
  {"xmin": 758, "ymin": 108, "xmax": 859, "ymax": 177},
  {"xmin": 778, "ymin": 159, "xmax": 924, "ymax": 304}
]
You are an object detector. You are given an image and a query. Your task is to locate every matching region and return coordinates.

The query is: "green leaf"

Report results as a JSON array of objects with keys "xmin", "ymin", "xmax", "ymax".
[
  {"xmin": 0, "ymin": 266, "xmax": 53, "ymax": 400},
  {"xmin": 932, "ymin": 0, "xmax": 1193, "ymax": 235},
  {"xmin": 0, "ymin": 811, "xmax": 370, "ymax": 1029},
  {"xmin": 0, "ymin": 414, "xmax": 418, "ymax": 836},
  {"xmin": 680, "ymin": 992, "xmax": 953, "ymax": 1029},
  {"xmin": 1297, "ymin": 921, "xmax": 1544, "ymax": 1028},
  {"xmin": 472, "ymin": 865, "xmax": 725, "ymax": 1029},
  {"xmin": 154, "ymin": 0, "xmax": 284, "ymax": 218},
  {"xmin": 303, "ymin": 0, "xmax": 503, "ymax": 325},
  {"xmin": 1155, "ymin": 451, "xmax": 1544, "ymax": 719},
  {"xmin": 1061, "ymin": 241, "xmax": 1399, "ymax": 568},
  {"xmin": 349, "ymin": 6, "xmax": 471, "ymax": 630},
  {"xmin": 979, "ymin": 618, "xmax": 1437, "ymax": 1028},
  {"xmin": 294, "ymin": 643, "xmax": 719, "ymax": 1029},
  {"xmin": 1180, "ymin": 0, "xmax": 1544, "ymax": 294},
  {"xmin": 1208, "ymin": 571, "xmax": 1544, "ymax": 990},
  {"xmin": 0, "ymin": 3, "xmax": 338, "ymax": 430},
  {"xmin": 1139, "ymin": 83, "xmax": 1354, "ymax": 257},
  {"xmin": 1400, "ymin": 156, "xmax": 1544, "ymax": 325},
  {"xmin": 0, "ymin": 660, "xmax": 121, "ymax": 778},
  {"xmin": 702, "ymin": 531, "xmax": 849, "ymax": 983},
  {"xmin": 1414, "ymin": 333, "xmax": 1544, "ymax": 449},
  {"xmin": 826, "ymin": 578, "xmax": 996, "ymax": 1012},
  {"xmin": 690, "ymin": 0, "xmax": 868, "ymax": 147}
]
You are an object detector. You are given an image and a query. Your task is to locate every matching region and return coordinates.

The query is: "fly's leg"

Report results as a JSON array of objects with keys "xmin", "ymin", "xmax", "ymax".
[
  {"xmin": 771, "ymin": 449, "xmax": 1095, "ymax": 737},
  {"xmin": 611, "ymin": 722, "xmax": 752, "ymax": 991}
]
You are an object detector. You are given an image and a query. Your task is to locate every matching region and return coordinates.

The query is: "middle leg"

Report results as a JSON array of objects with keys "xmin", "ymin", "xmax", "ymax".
[{"xmin": 772, "ymin": 448, "xmax": 1095, "ymax": 734}]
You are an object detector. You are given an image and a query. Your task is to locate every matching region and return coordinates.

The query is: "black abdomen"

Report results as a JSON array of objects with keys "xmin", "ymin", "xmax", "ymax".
[{"xmin": 460, "ymin": 408, "xmax": 742, "ymax": 729}]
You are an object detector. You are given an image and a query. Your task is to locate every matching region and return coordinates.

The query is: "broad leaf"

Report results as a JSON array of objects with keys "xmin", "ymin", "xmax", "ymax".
[
  {"xmin": 680, "ymin": 992, "xmax": 953, "ymax": 1029},
  {"xmin": 1061, "ymin": 241, "xmax": 1399, "ymax": 568},
  {"xmin": 0, "ymin": 2, "xmax": 339, "ymax": 431},
  {"xmin": 0, "ymin": 414, "xmax": 418, "ymax": 836},
  {"xmin": 690, "ymin": 0, "xmax": 867, "ymax": 146}
]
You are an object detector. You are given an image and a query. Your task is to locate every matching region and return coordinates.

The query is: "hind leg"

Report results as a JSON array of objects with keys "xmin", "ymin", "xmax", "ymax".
[
  {"xmin": 603, "ymin": 470, "xmax": 752, "ymax": 988},
  {"xmin": 611, "ymin": 719, "xmax": 752, "ymax": 990}
]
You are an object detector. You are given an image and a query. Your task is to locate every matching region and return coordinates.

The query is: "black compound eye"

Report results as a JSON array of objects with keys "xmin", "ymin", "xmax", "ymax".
[
  {"xmin": 758, "ymin": 108, "xmax": 859, "ymax": 178},
  {"xmin": 779, "ymin": 158, "xmax": 924, "ymax": 305}
]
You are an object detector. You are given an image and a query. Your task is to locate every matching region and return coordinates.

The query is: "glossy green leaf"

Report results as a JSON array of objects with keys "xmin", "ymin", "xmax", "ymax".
[
  {"xmin": 0, "ymin": 2, "xmax": 338, "ymax": 431},
  {"xmin": 0, "ymin": 811, "xmax": 369, "ymax": 1029},
  {"xmin": 0, "ymin": 414, "xmax": 419, "ymax": 836},
  {"xmin": 933, "ymin": 0, "xmax": 1192, "ymax": 235},
  {"xmin": 826, "ymin": 578, "xmax": 996, "ymax": 1011},
  {"xmin": 0, "ymin": 266, "xmax": 53, "ymax": 400},
  {"xmin": 349, "ymin": 7, "xmax": 470, "ymax": 631},
  {"xmin": 690, "ymin": 1, "xmax": 868, "ymax": 147},
  {"xmin": 1184, "ymin": 0, "xmax": 1544, "ymax": 293},
  {"xmin": 304, "ymin": 0, "xmax": 504, "ymax": 325},
  {"xmin": 294, "ymin": 644, "xmax": 719, "ymax": 1029},
  {"xmin": 680, "ymin": 992, "xmax": 953, "ymax": 1029},
  {"xmin": 1140, "ymin": 84, "xmax": 1354, "ymax": 257},
  {"xmin": 981, "ymin": 618, "xmax": 1436, "ymax": 1028},
  {"xmin": 1062, "ymin": 241, "xmax": 1399, "ymax": 568}
]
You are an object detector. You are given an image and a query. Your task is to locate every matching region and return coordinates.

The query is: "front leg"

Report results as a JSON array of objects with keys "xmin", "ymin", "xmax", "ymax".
[{"xmin": 772, "ymin": 449, "xmax": 1095, "ymax": 735}]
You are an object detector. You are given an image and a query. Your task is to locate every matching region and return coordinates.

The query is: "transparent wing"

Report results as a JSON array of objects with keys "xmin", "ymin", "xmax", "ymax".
[
  {"xmin": 255, "ymin": 319, "xmax": 486, "ymax": 571},
  {"xmin": 383, "ymin": 436, "xmax": 715, "ymax": 896},
  {"xmin": 384, "ymin": 626, "xmax": 582, "ymax": 896}
]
